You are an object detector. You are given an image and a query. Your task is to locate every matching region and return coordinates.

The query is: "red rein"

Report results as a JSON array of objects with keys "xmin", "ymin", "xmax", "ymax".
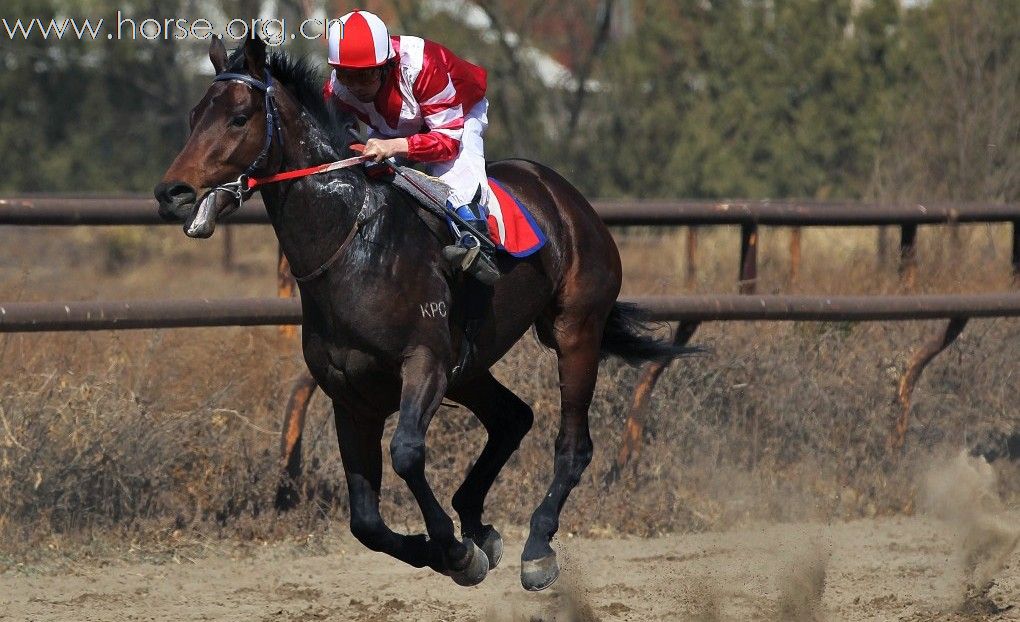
[{"xmin": 245, "ymin": 151, "xmax": 373, "ymax": 190}]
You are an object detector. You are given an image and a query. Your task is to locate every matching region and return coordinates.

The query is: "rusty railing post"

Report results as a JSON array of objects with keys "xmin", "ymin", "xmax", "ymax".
[
  {"xmin": 222, "ymin": 226, "xmax": 234, "ymax": 272},
  {"xmin": 739, "ymin": 223, "xmax": 758, "ymax": 294},
  {"xmin": 877, "ymin": 226, "xmax": 888, "ymax": 270},
  {"xmin": 1012, "ymin": 221, "xmax": 1020, "ymax": 284},
  {"xmin": 274, "ymin": 244, "xmax": 318, "ymax": 510},
  {"xmin": 277, "ymin": 247, "xmax": 298, "ymax": 341},
  {"xmin": 686, "ymin": 226, "xmax": 699, "ymax": 288},
  {"xmin": 605, "ymin": 321, "xmax": 701, "ymax": 485},
  {"xmin": 899, "ymin": 224, "xmax": 918, "ymax": 288},
  {"xmin": 275, "ymin": 373, "xmax": 319, "ymax": 510},
  {"xmin": 890, "ymin": 317, "xmax": 968, "ymax": 451},
  {"xmin": 942, "ymin": 208, "xmax": 961, "ymax": 277},
  {"xmin": 789, "ymin": 227, "xmax": 802, "ymax": 288}
]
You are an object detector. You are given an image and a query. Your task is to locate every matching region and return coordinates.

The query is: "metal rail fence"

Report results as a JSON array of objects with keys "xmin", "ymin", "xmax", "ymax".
[
  {"xmin": 8, "ymin": 195, "xmax": 1018, "ymax": 225},
  {"xmin": 3, "ymin": 193, "xmax": 1019, "ymax": 467},
  {"xmin": 3, "ymin": 294, "xmax": 1020, "ymax": 332},
  {"xmin": 4, "ymin": 194, "xmax": 1020, "ymax": 292},
  {"xmin": 0, "ymin": 293, "xmax": 1009, "ymax": 459}
]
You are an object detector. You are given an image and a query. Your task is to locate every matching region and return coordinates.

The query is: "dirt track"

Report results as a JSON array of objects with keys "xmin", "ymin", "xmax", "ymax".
[{"xmin": 2, "ymin": 513, "xmax": 1018, "ymax": 622}]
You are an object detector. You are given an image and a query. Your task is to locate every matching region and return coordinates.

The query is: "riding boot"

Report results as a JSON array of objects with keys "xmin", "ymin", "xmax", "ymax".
[{"xmin": 442, "ymin": 187, "xmax": 500, "ymax": 285}]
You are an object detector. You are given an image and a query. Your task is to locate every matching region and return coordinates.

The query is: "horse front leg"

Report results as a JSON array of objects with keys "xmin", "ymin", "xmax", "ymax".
[
  {"xmin": 332, "ymin": 400, "xmax": 446, "ymax": 572},
  {"xmin": 390, "ymin": 345, "xmax": 489, "ymax": 586}
]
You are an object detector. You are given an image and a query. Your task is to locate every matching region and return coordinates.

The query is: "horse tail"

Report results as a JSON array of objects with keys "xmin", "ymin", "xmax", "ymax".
[{"xmin": 599, "ymin": 301, "xmax": 699, "ymax": 366}]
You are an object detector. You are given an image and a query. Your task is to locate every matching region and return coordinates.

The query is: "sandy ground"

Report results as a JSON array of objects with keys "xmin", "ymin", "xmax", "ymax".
[{"xmin": 2, "ymin": 513, "xmax": 1018, "ymax": 622}]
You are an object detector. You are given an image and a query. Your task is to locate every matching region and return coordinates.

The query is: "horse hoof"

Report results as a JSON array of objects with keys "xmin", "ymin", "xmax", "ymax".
[
  {"xmin": 521, "ymin": 553, "xmax": 559, "ymax": 592},
  {"xmin": 449, "ymin": 540, "xmax": 489, "ymax": 587},
  {"xmin": 477, "ymin": 526, "xmax": 503, "ymax": 570},
  {"xmin": 273, "ymin": 482, "xmax": 299, "ymax": 512}
]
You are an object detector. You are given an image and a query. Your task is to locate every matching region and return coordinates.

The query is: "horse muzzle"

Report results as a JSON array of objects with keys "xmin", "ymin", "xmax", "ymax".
[{"xmin": 154, "ymin": 181, "xmax": 197, "ymax": 222}]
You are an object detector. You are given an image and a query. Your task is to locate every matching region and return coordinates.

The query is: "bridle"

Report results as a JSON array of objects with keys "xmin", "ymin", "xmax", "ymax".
[
  {"xmin": 204, "ymin": 68, "xmax": 378, "ymax": 281},
  {"xmin": 205, "ymin": 70, "xmax": 283, "ymax": 209}
]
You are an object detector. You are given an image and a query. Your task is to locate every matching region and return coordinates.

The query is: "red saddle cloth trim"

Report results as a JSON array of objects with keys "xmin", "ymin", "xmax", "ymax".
[{"xmin": 485, "ymin": 178, "xmax": 547, "ymax": 257}]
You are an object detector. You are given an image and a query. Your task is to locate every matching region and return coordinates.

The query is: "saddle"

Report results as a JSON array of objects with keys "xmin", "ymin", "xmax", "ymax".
[
  {"xmin": 380, "ymin": 165, "xmax": 500, "ymax": 284},
  {"xmin": 387, "ymin": 166, "xmax": 454, "ymax": 215}
]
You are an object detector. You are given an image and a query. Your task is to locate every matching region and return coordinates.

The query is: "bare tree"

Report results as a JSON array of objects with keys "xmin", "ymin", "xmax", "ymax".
[{"xmin": 878, "ymin": 0, "xmax": 1019, "ymax": 202}]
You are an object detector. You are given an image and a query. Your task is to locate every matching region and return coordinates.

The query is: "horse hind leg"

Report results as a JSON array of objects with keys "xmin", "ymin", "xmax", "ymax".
[
  {"xmin": 521, "ymin": 310, "xmax": 604, "ymax": 591},
  {"xmin": 275, "ymin": 372, "xmax": 317, "ymax": 511},
  {"xmin": 447, "ymin": 372, "xmax": 535, "ymax": 569}
]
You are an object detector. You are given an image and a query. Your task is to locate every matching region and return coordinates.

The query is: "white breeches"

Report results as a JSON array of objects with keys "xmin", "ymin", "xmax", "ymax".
[{"xmin": 425, "ymin": 98, "xmax": 490, "ymax": 209}]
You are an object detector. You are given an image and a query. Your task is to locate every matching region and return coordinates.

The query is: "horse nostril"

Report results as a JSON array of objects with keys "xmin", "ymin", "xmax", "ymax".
[
  {"xmin": 155, "ymin": 181, "xmax": 196, "ymax": 205},
  {"xmin": 168, "ymin": 183, "xmax": 196, "ymax": 203}
]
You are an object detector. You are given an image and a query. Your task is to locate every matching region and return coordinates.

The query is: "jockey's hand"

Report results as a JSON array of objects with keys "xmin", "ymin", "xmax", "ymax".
[{"xmin": 363, "ymin": 138, "xmax": 408, "ymax": 163}]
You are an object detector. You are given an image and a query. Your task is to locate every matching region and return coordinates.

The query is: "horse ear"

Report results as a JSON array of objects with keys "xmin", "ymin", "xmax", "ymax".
[
  {"xmin": 209, "ymin": 36, "xmax": 227, "ymax": 74},
  {"xmin": 243, "ymin": 33, "xmax": 267, "ymax": 80}
]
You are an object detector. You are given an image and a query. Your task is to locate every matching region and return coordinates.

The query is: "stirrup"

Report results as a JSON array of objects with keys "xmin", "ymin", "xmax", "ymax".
[
  {"xmin": 443, "ymin": 233, "xmax": 479, "ymax": 268},
  {"xmin": 442, "ymin": 234, "xmax": 499, "ymax": 285}
]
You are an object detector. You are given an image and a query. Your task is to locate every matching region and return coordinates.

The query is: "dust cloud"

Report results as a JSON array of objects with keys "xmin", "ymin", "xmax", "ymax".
[
  {"xmin": 772, "ymin": 542, "xmax": 830, "ymax": 622},
  {"xmin": 922, "ymin": 450, "xmax": 1020, "ymax": 612}
]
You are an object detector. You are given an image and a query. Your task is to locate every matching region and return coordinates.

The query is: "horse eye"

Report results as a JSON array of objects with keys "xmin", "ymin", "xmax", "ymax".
[{"xmin": 230, "ymin": 115, "xmax": 248, "ymax": 127}]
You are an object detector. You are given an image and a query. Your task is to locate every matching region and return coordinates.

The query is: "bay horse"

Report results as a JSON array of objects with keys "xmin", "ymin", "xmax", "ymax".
[{"xmin": 155, "ymin": 36, "xmax": 686, "ymax": 591}]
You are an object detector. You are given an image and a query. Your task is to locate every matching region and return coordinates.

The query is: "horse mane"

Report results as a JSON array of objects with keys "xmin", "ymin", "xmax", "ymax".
[{"xmin": 224, "ymin": 47, "xmax": 355, "ymax": 156}]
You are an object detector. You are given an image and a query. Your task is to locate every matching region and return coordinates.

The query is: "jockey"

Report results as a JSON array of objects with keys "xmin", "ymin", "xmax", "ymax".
[{"xmin": 323, "ymin": 10, "xmax": 493, "ymax": 268}]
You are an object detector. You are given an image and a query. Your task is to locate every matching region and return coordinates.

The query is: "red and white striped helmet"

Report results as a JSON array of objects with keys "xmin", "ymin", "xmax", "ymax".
[{"xmin": 327, "ymin": 10, "xmax": 396, "ymax": 69}]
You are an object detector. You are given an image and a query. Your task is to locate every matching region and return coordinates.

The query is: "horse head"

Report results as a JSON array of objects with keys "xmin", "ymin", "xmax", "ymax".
[{"xmin": 154, "ymin": 35, "xmax": 280, "ymax": 238}]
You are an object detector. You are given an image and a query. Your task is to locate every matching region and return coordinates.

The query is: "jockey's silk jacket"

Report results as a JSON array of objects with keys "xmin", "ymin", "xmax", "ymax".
[{"xmin": 323, "ymin": 36, "xmax": 488, "ymax": 164}]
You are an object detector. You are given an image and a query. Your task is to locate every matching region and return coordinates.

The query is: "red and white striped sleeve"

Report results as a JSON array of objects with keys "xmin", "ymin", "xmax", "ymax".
[{"xmin": 406, "ymin": 40, "xmax": 486, "ymax": 163}]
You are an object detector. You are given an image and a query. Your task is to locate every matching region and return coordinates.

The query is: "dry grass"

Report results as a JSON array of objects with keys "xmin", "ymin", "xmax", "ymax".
[{"xmin": 0, "ymin": 222, "xmax": 1018, "ymax": 564}]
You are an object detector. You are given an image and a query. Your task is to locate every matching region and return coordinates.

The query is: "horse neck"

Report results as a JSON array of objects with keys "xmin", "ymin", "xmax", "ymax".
[{"xmin": 258, "ymin": 104, "xmax": 368, "ymax": 278}]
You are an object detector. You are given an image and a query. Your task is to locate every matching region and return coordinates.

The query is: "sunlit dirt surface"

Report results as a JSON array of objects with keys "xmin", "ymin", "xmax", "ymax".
[{"xmin": 2, "ymin": 513, "xmax": 1018, "ymax": 622}]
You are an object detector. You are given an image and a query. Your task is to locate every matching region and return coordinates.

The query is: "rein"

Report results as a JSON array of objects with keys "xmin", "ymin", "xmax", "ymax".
[
  {"xmin": 207, "ymin": 69, "xmax": 379, "ymax": 282},
  {"xmin": 245, "ymin": 154, "xmax": 372, "ymax": 190},
  {"xmin": 207, "ymin": 70, "xmax": 372, "ymax": 203}
]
